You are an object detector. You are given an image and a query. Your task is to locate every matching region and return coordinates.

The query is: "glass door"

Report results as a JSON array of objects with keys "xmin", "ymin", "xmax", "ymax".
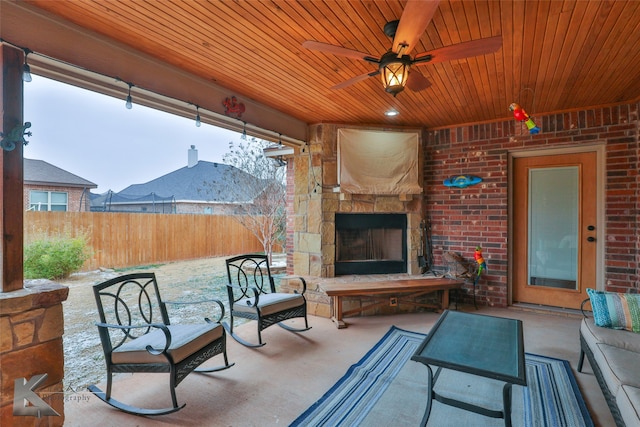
[{"xmin": 513, "ymin": 152, "xmax": 597, "ymax": 309}]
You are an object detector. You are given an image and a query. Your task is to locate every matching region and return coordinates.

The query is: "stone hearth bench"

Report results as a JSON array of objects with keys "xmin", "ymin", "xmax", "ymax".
[{"xmin": 319, "ymin": 277, "xmax": 464, "ymax": 328}]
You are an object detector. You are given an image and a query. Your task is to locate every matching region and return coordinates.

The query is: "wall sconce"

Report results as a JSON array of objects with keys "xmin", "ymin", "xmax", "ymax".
[
  {"xmin": 379, "ymin": 51, "xmax": 411, "ymax": 96},
  {"xmin": 125, "ymin": 83, "xmax": 133, "ymax": 109},
  {"xmin": 194, "ymin": 105, "xmax": 201, "ymax": 127},
  {"xmin": 22, "ymin": 48, "xmax": 33, "ymax": 82}
]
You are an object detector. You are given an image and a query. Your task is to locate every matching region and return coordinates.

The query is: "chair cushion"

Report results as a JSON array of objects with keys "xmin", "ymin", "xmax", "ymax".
[
  {"xmin": 592, "ymin": 343, "xmax": 640, "ymax": 395},
  {"xmin": 582, "ymin": 318, "xmax": 640, "ymax": 354},
  {"xmin": 111, "ymin": 323, "xmax": 224, "ymax": 365},
  {"xmin": 587, "ymin": 288, "xmax": 640, "ymax": 333},
  {"xmin": 617, "ymin": 385, "xmax": 640, "ymax": 426},
  {"xmin": 233, "ymin": 292, "xmax": 304, "ymax": 316}
]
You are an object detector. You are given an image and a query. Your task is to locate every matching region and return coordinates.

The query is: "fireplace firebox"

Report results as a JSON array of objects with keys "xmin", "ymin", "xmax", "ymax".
[{"xmin": 334, "ymin": 213, "xmax": 407, "ymax": 275}]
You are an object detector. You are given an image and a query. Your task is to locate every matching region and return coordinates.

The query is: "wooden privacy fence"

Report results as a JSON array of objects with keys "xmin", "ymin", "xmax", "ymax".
[{"xmin": 25, "ymin": 211, "xmax": 266, "ymax": 271}]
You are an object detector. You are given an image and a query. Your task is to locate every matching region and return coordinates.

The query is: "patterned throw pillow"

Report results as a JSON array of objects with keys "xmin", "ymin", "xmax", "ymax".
[{"xmin": 587, "ymin": 288, "xmax": 640, "ymax": 333}]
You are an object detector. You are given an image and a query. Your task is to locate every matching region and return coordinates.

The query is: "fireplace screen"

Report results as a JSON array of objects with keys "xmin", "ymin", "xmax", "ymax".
[
  {"xmin": 335, "ymin": 213, "xmax": 407, "ymax": 275},
  {"xmin": 336, "ymin": 229, "xmax": 403, "ymax": 262}
]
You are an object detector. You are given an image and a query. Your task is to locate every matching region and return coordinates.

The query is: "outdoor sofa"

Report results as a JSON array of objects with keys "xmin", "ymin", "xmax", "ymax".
[{"xmin": 578, "ymin": 289, "xmax": 640, "ymax": 427}]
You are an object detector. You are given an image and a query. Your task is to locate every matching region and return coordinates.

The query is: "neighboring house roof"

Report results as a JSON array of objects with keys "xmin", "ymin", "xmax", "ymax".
[
  {"xmin": 117, "ymin": 161, "xmax": 264, "ymax": 203},
  {"xmin": 24, "ymin": 158, "xmax": 97, "ymax": 188}
]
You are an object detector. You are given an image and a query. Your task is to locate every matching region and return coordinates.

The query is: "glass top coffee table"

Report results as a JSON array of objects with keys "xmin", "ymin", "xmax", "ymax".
[{"xmin": 411, "ymin": 310, "xmax": 526, "ymax": 427}]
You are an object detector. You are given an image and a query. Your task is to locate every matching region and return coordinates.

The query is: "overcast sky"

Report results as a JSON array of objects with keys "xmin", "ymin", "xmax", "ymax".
[{"xmin": 24, "ymin": 75, "xmax": 242, "ymax": 193}]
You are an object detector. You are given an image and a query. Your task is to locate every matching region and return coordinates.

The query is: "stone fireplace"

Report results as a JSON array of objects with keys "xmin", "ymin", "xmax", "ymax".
[{"xmin": 285, "ymin": 124, "xmax": 424, "ymax": 318}]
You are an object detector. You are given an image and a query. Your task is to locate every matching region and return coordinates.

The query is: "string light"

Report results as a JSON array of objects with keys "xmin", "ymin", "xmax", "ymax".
[
  {"xmin": 22, "ymin": 48, "xmax": 33, "ymax": 82},
  {"xmin": 195, "ymin": 105, "xmax": 201, "ymax": 127},
  {"xmin": 125, "ymin": 83, "xmax": 133, "ymax": 109}
]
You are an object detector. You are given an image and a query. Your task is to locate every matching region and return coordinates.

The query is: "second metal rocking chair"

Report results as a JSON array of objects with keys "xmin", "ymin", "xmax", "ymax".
[{"xmin": 225, "ymin": 254, "xmax": 311, "ymax": 347}]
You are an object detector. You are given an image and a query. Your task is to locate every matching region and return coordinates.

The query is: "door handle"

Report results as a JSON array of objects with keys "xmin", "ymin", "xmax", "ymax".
[{"xmin": 587, "ymin": 237, "xmax": 596, "ymax": 242}]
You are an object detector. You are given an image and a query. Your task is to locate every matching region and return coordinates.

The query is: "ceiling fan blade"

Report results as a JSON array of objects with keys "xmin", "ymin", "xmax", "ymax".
[
  {"xmin": 406, "ymin": 70, "xmax": 432, "ymax": 92},
  {"xmin": 393, "ymin": 0, "xmax": 440, "ymax": 55},
  {"xmin": 414, "ymin": 36, "xmax": 503, "ymax": 65},
  {"xmin": 302, "ymin": 40, "xmax": 378, "ymax": 62},
  {"xmin": 331, "ymin": 70, "xmax": 380, "ymax": 90}
]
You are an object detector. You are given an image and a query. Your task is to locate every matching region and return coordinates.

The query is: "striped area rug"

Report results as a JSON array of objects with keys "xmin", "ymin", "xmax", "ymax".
[{"xmin": 290, "ymin": 326, "xmax": 593, "ymax": 427}]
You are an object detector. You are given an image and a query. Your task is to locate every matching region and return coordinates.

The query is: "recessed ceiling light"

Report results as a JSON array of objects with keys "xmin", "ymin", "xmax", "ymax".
[{"xmin": 385, "ymin": 109, "xmax": 399, "ymax": 117}]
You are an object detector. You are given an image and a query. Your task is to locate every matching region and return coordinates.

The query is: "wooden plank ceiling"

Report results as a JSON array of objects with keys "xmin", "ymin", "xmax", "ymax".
[{"xmin": 23, "ymin": 0, "xmax": 640, "ymax": 129}]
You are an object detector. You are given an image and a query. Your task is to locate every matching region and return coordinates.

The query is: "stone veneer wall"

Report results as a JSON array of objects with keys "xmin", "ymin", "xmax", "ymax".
[
  {"xmin": 0, "ymin": 283, "xmax": 68, "ymax": 426},
  {"xmin": 286, "ymin": 123, "xmax": 424, "ymax": 317}
]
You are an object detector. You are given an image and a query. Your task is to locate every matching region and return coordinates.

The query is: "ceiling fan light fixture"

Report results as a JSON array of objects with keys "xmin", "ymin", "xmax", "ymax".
[{"xmin": 380, "ymin": 52, "xmax": 411, "ymax": 96}]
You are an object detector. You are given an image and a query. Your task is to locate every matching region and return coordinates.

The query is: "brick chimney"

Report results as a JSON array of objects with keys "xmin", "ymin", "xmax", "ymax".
[{"xmin": 188, "ymin": 145, "xmax": 198, "ymax": 168}]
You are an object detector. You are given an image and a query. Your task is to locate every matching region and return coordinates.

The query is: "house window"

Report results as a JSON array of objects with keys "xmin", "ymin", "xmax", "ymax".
[{"xmin": 29, "ymin": 190, "xmax": 68, "ymax": 211}]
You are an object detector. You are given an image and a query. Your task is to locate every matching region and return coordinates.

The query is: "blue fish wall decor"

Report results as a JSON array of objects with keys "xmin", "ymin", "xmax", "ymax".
[{"xmin": 443, "ymin": 175, "xmax": 482, "ymax": 188}]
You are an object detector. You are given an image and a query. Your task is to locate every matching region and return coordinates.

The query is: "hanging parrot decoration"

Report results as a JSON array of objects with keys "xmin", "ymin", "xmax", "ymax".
[
  {"xmin": 474, "ymin": 246, "xmax": 487, "ymax": 286},
  {"xmin": 509, "ymin": 103, "xmax": 540, "ymax": 134}
]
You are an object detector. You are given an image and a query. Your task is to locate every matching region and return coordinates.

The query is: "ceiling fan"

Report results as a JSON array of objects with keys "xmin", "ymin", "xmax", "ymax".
[{"xmin": 302, "ymin": 0, "xmax": 502, "ymax": 96}]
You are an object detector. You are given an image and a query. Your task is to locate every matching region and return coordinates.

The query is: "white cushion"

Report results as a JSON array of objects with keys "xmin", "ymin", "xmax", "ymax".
[
  {"xmin": 112, "ymin": 323, "xmax": 224, "ymax": 365},
  {"xmin": 582, "ymin": 318, "xmax": 640, "ymax": 353},
  {"xmin": 233, "ymin": 292, "xmax": 304, "ymax": 316},
  {"xmin": 617, "ymin": 385, "xmax": 640, "ymax": 426}
]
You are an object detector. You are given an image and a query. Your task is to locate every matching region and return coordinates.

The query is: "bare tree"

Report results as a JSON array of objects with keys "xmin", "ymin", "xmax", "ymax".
[{"xmin": 221, "ymin": 138, "xmax": 286, "ymax": 263}]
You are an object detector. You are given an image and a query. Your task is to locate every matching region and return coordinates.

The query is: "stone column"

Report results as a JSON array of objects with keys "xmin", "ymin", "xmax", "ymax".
[{"xmin": 0, "ymin": 282, "xmax": 69, "ymax": 426}]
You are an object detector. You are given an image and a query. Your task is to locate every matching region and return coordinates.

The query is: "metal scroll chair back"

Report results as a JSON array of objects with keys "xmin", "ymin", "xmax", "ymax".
[
  {"xmin": 225, "ymin": 254, "xmax": 311, "ymax": 347},
  {"xmin": 229, "ymin": 256, "xmax": 275, "ymax": 298},
  {"xmin": 94, "ymin": 274, "xmax": 168, "ymax": 352}
]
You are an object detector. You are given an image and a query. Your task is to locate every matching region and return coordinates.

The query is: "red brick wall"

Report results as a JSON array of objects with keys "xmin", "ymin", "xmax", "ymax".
[{"xmin": 424, "ymin": 102, "xmax": 639, "ymax": 307}]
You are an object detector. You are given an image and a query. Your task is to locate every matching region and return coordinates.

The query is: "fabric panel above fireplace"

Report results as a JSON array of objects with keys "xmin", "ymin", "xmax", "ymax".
[{"xmin": 337, "ymin": 128, "xmax": 422, "ymax": 195}]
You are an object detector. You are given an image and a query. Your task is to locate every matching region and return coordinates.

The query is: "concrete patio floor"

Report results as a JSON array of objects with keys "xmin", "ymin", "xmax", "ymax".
[{"xmin": 63, "ymin": 306, "xmax": 614, "ymax": 426}]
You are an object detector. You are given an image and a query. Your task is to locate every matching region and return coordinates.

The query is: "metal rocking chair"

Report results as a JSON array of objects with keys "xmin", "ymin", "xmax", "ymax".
[
  {"xmin": 225, "ymin": 254, "xmax": 311, "ymax": 347},
  {"xmin": 89, "ymin": 273, "xmax": 234, "ymax": 415}
]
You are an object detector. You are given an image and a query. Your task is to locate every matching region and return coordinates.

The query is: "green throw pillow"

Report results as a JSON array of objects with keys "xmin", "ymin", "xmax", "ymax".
[{"xmin": 587, "ymin": 288, "xmax": 640, "ymax": 333}]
